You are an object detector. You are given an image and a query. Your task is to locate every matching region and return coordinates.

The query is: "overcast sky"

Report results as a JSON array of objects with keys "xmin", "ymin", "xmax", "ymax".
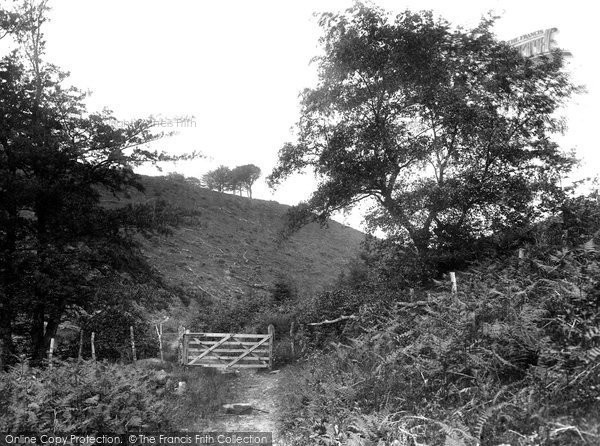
[{"xmin": 40, "ymin": 0, "xmax": 598, "ymax": 228}]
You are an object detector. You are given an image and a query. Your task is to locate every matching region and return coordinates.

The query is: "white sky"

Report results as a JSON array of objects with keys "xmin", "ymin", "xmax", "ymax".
[{"xmin": 38, "ymin": 0, "xmax": 599, "ymax": 229}]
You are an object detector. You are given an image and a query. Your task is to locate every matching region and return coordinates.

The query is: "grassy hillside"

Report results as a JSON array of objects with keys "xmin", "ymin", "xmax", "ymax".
[{"xmin": 101, "ymin": 175, "xmax": 364, "ymax": 325}]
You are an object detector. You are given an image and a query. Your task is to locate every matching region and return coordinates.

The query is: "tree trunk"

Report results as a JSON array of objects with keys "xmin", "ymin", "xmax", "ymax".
[
  {"xmin": 412, "ymin": 230, "xmax": 431, "ymax": 257},
  {"xmin": 30, "ymin": 301, "xmax": 46, "ymax": 365},
  {"xmin": 383, "ymin": 195, "xmax": 431, "ymax": 256},
  {"xmin": 0, "ymin": 193, "xmax": 18, "ymax": 369},
  {"xmin": 31, "ymin": 195, "xmax": 51, "ymax": 364},
  {"xmin": 0, "ymin": 303, "xmax": 14, "ymax": 370}
]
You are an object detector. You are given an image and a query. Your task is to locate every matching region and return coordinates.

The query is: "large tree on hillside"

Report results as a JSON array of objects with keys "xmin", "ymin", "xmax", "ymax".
[
  {"xmin": 268, "ymin": 3, "xmax": 577, "ymax": 255},
  {"xmin": 0, "ymin": 0, "xmax": 192, "ymax": 367}
]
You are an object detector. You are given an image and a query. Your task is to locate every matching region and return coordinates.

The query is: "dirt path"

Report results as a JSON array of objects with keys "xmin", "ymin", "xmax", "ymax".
[{"xmin": 191, "ymin": 369, "xmax": 285, "ymax": 443}]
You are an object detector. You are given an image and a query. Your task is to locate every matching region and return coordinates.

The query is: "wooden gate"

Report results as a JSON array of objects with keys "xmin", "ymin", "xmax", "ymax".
[{"xmin": 180, "ymin": 326, "xmax": 274, "ymax": 369}]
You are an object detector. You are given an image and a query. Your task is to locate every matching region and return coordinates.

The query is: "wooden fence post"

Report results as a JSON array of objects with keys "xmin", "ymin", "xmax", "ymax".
[
  {"xmin": 181, "ymin": 328, "xmax": 188, "ymax": 366},
  {"xmin": 178, "ymin": 326, "xmax": 184, "ymax": 365},
  {"xmin": 450, "ymin": 272, "xmax": 457, "ymax": 294},
  {"xmin": 268, "ymin": 324, "xmax": 275, "ymax": 369},
  {"xmin": 518, "ymin": 248, "xmax": 525, "ymax": 267},
  {"xmin": 156, "ymin": 323, "xmax": 164, "ymax": 362},
  {"xmin": 78, "ymin": 329, "xmax": 83, "ymax": 361},
  {"xmin": 290, "ymin": 321, "xmax": 295, "ymax": 358},
  {"xmin": 130, "ymin": 326, "xmax": 137, "ymax": 362},
  {"xmin": 91, "ymin": 332, "xmax": 96, "ymax": 361},
  {"xmin": 48, "ymin": 338, "xmax": 55, "ymax": 368}
]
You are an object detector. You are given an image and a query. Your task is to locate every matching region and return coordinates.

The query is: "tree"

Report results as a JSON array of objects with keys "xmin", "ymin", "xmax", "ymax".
[
  {"xmin": 231, "ymin": 164, "xmax": 261, "ymax": 198},
  {"xmin": 0, "ymin": 0, "xmax": 193, "ymax": 367},
  {"xmin": 185, "ymin": 176, "xmax": 203, "ymax": 188},
  {"xmin": 268, "ymin": 3, "xmax": 577, "ymax": 256},
  {"xmin": 202, "ymin": 164, "xmax": 261, "ymax": 197},
  {"xmin": 228, "ymin": 166, "xmax": 244, "ymax": 196},
  {"xmin": 202, "ymin": 165, "xmax": 231, "ymax": 193}
]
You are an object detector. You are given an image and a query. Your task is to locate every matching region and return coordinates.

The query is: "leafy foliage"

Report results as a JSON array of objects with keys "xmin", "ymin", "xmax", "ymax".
[
  {"xmin": 0, "ymin": 360, "xmax": 173, "ymax": 432},
  {"xmin": 0, "ymin": 1, "xmax": 195, "ymax": 367},
  {"xmin": 203, "ymin": 164, "xmax": 262, "ymax": 197},
  {"xmin": 279, "ymin": 196, "xmax": 600, "ymax": 445},
  {"xmin": 79, "ymin": 309, "xmax": 158, "ymax": 362},
  {"xmin": 269, "ymin": 3, "xmax": 577, "ymax": 256},
  {"xmin": 202, "ymin": 165, "xmax": 232, "ymax": 193},
  {"xmin": 231, "ymin": 164, "xmax": 262, "ymax": 198},
  {"xmin": 191, "ymin": 289, "xmax": 294, "ymax": 335}
]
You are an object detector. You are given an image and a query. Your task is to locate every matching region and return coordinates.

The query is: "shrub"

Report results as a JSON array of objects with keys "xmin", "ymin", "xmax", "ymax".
[
  {"xmin": 192, "ymin": 292, "xmax": 275, "ymax": 333},
  {"xmin": 166, "ymin": 172, "xmax": 187, "ymax": 184},
  {"xmin": 148, "ymin": 362, "xmax": 229, "ymax": 427},
  {"xmin": 0, "ymin": 359, "xmax": 172, "ymax": 432},
  {"xmin": 270, "ymin": 278, "xmax": 296, "ymax": 303},
  {"xmin": 78, "ymin": 309, "xmax": 158, "ymax": 361},
  {"xmin": 279, "ymin": 239, "xmax": 600, "ymax": 445},
  {"xmin": 273, "ymin": 340, "xmax": 295, "ymax": 367},
  {"xmin": 253, "ymin": 308, "xmax": 295, "ymax": 337}
]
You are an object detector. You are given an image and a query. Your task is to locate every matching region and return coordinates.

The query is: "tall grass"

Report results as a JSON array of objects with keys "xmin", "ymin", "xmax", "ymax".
[{"xmin": 156, "ymin": 362, "xmax": 230, "ymax": 426}]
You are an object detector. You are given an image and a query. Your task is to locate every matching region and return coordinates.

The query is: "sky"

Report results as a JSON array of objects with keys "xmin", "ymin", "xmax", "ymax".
[{"xmin": 36, "ymin": 0, "xmax": 599, "ymax": 229}]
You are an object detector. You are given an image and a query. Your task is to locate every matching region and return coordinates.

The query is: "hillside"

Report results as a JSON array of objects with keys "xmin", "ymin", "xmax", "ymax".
[{"xmin": 101, "ymin": 175, "xmax": 365, "ymax": 322}]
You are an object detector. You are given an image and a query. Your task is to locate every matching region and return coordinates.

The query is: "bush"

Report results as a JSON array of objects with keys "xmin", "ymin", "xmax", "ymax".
[
  {"xmin": 79, "ymin": 309, "xmax": 158, "ymax": 361},
  {"xmin": 145, "ymin": 361, "xmax": 229, "ymax": 427},
  {"xmin": 166, "ymin": 172, "xmax": 187, "ymax": 184},
  {"xmin": 273, "ymin": 340, "xmax": 295, "ymax": 367},
  {"xmin": 270, "ymin": 278, "xmax": 296, "ymax": 303},
  {"xmin": 279, "ymin": 237, "xmax": 600, "ymax": 445},
  {"xmin": 0, "ymin": 360, "xmax": 172, "ymax": 432},
  {"xmin": 254, "ymin": 308, "xmax": 295, "ymax": 337},
  {"xmin": 192, "ymin": 292, "xmax": 275, "ymax": 333}
]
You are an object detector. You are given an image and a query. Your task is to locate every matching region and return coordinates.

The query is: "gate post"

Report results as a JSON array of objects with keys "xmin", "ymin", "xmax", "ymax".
[
  {"xmin": 450, "ymin": 272, "xmax": 457, "ymax": 294},
  {"xmin": 268, "ymin": 324, "xmax": 275, "ymax": 369},
  {"xmin": 290, "ymin": 321, "xmax": 295, "ymax": 359},
  {"xmin": 91, "ymin": 332, "xmax": 96, "ymax": 361},
  {"xmin": 130, "ymin": 326, "xmax": 137, "ymax": 362},
  {"xmin": 180, "ymin": 329, "xmax": 188, "ymax": 366}
]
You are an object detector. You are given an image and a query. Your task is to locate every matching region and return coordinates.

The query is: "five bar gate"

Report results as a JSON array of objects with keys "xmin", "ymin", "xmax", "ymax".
[{"xmin": 180, "ymin": 325, "xmax": 274, "ymax": 370}]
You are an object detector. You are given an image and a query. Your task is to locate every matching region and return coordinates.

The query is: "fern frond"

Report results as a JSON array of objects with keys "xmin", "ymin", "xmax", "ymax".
[
  {"xmin": 474, "ymin": 402, "xmax": 513, "ymax": 440},
  {"xmin": 586, "ymin": 346, "xmax": 600, "ymax": 362}
]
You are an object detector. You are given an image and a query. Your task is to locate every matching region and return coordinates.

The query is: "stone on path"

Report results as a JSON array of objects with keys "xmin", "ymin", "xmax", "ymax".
[{"xmin": 222, "ymin": 403, "xmax": 254, "ymax": 415}]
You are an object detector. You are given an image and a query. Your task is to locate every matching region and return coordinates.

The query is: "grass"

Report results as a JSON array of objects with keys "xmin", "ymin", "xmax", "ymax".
[
  {"xmin": 93, "ymin": 174, "xmax": 366, "ymax": 430},
  {"xmin": 138, "ymin": 360, "xmax": 231, "ymax": 427},
  {"xmin": 102, "ymin": 174, "xmax": 365, "ymax": 331}
]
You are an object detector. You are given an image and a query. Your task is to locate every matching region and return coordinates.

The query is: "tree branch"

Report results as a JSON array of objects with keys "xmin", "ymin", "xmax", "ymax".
[{"xmin": 307, "ymin": 314, "xmax": 358, "ymax": 326}]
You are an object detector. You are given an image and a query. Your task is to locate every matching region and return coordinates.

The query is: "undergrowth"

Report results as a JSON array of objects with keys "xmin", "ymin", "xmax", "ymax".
[
  {"xmin": 280, "ymin": 234, "xmax": 600, "ymax": 445},
  {"xmin": 0, "ymin": 359, "xmax": 171, "ymax": 432},
  {"xmin": 0, "ymin": 359, "xmax": 229, "ymax": 432},
  {"xmin": 159, "ymin": 362, "xmax": 230, "ymax": 426}
]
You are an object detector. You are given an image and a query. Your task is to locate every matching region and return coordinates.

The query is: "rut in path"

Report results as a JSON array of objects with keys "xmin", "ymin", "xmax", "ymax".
[{"xmin": 193, "ymin": 369, "xmax": 283, "ymax": 436}]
